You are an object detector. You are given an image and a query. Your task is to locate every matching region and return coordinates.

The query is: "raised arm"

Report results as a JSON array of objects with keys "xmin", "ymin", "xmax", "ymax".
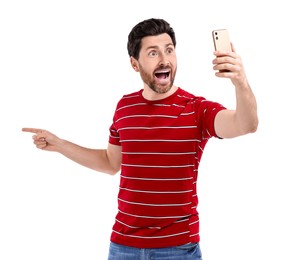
[
  {"xmin": 212, "ymin": 43, "xmax": 259, "ymax": 138},
  {"xmin": 22, "ymin": 128, "xmax": 122, "ymax": 175}
]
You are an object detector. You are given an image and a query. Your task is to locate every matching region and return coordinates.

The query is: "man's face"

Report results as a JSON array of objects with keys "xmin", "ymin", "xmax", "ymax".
[{"xmin": 132, "ymin": 33, "xmax": 177, "ymax": 94}]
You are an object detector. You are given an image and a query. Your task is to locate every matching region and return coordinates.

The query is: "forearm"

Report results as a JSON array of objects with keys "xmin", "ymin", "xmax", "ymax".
[
  {"xmin": 55, "ymin": 139, "xmax": 119, "ymax": 175},
  {"xmin": 234, "ymin": 81, "xmax": 258, "ymax": 134}
]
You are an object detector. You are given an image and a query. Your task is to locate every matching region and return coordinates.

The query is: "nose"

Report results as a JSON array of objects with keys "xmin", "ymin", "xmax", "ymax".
[{"xmin": 158, "ymin": 52, "xmax": 170, "ymax": 67}]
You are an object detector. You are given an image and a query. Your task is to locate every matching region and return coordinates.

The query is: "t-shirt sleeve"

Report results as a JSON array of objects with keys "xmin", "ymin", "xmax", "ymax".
[
  {"xmin": 196, "ymin": 98, "xmax": 227, "ymax": 139},
  {"xmin": 109, "ymin": 121, "xmax": 120, "ymax": 146}
]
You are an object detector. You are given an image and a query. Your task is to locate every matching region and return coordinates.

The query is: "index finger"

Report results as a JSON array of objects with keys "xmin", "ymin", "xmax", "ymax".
[{"xmin": 22, "ymin": 127, "xmax": 44, "ymax": 134}]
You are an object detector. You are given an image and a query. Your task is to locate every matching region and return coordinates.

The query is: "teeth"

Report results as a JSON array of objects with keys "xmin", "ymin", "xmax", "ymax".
[{"xmin": 157, "ymin": 70, "xmax": 169, "ymax": 73}]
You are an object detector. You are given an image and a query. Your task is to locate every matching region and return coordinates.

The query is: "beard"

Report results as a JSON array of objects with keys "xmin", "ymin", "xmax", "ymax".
[{"xmin": 138, "ymin": 63, "xmax": 176, "ymax": 94}]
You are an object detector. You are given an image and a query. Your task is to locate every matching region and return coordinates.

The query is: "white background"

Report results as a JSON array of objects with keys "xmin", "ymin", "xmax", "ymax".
[{"xmin": 1, "ymin": 0, "xmax": 280, "ymax": 259}]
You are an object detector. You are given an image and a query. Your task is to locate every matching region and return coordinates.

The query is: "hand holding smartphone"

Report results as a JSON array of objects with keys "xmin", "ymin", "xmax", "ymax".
[{"xmin": 212, "ymin": 29, "xmax": 232, "ymax": 72}]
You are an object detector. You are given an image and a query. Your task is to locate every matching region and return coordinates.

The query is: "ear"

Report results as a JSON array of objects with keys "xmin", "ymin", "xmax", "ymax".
[{"xmin": 130, "ymin": 57, "xmax": 139, "ymax": 72}]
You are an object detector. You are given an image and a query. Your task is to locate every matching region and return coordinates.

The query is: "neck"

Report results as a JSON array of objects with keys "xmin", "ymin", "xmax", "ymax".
[{"xmin": 142, "ymin": 85, "xmax": 178, "ymax": 101}]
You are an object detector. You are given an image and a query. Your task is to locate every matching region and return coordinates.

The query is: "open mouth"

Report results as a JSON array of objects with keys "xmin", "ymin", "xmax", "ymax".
[{"xmin": 155, "ymin": 70, "xmax": 170, "ymax": 80}]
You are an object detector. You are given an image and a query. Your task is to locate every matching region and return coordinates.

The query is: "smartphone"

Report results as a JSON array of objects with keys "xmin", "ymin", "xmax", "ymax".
[{"xmin": 212, "ymin": 29, "xmax": 232, "ymax": 52}]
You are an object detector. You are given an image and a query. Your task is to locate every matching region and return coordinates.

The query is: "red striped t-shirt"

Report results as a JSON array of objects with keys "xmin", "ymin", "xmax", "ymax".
[{"xmin": 108, "ymin": 87, "xmax": 226, "ymax": 248}]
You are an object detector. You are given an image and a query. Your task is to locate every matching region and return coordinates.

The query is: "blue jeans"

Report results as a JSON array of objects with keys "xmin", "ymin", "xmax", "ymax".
[{"xmin": 107, "ymin": 242, "xmax": 203, "ymax": 260}]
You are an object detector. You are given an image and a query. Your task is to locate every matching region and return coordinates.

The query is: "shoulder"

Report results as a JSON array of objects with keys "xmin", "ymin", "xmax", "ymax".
[
  {"xmin": 177, "ymin": 87, "xmax": 206, "ymax": 103},
  {"xmin": 114, "ymin": 89, "xmax": 143, "ymax": 110},
  {"xmin": 122, "ymin": 90, "xmax": 142, "ymax": 99},
  {"xmin": 178, "ymin": 88, "xmax": 225, "ymax": 112}
]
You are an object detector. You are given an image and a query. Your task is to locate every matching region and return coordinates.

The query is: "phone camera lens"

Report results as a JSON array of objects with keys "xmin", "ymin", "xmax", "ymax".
[
  {"xmin": 215, "ymin": 32, "xmax": 218, "ymax": 35},
  {"xmin": 216, "ymin": 37, "xmax": 218, "ymax": 40}
]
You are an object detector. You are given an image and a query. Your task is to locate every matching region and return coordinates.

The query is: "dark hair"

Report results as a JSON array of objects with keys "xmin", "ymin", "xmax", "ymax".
[{"xmin": 127, "ymin": 18, "xmax": 176, "ymax": 59}]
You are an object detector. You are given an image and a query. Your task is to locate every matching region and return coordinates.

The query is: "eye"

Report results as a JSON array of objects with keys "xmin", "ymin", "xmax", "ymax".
[
  {"xmin": 166, "ymin": 47, "xmax": 174, "ymax": 54},
  {"xmin": 148, "ymin": 50, "xmax": 158, "ymax": 57}
]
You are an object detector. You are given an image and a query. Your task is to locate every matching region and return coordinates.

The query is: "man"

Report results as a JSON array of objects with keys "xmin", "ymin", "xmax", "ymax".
[{"xmin": 22, "ymin": 18, "xmax": 258, "ymax": 260}]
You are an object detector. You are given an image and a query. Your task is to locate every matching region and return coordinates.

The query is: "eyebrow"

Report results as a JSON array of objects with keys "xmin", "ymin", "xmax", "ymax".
[{"xmin": 145, "ymin": 43, "xmax": 174, "ymax": 51}]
